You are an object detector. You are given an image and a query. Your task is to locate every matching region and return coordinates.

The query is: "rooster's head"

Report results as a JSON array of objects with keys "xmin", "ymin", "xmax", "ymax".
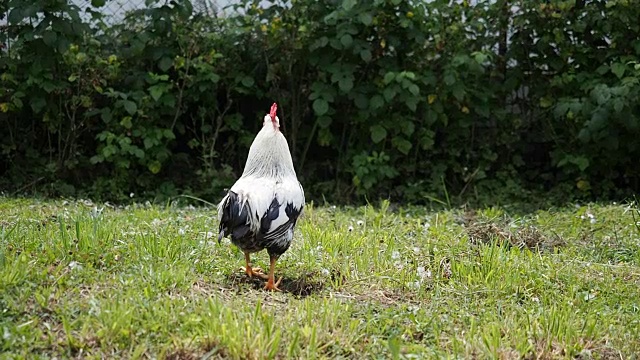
[{"xmin": 263, "ymin": 102, "xmax": 280, "ymax": 130}]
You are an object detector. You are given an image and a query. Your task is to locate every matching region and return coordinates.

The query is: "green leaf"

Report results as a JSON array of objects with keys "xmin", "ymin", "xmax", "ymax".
[
  {"xmin": 158, "ymin": 57, "xmax": 172, "ymax": 72},
  {"xmin": 310, "ymin": 37, "xmax": 329, "ymax": 50},
  {"xmin": 144, "ymin": 137, "xmax": 154, "ymax": 149},
  {"xmin": 383, "ymin": 87, "xmax": 396, "ymax": 101},
  {"xmin": 611, "ymin": 62, "xmax": 626, "ymax": 79},
  {"xmin": 360, "ymin": 49, "xmax": 372, "ymax": 62},
  {"xmin": 8, "ymin": 8, "xmax": 24, "ymax": 24},
  {"xmin": 591, "ymin": 85, "xmax": 611, "ymax": 105},
  {"xmin": 589, "ymin": 108, "xmax": 608, "ymax": 130},
  {"xmin": 408, "ymin": 84, "xmax": 419, "ymax": 96},
  {"xmin": 358, "ymin": 12, "xmax": 373, "ymax": 26},
  {"xmin": 163, "ymin": 129, "xmax": 175, "ymax": 140},
  {"xmin": 30, "ymin": 97, "xmax": 46, "ymax": 113},
  {"xmin": 405, "ymin": 97, "xmax": 418, "ymax": 112},
  {"xmin": 383, "ymin": 72, "xmax": 396, "ymax": 84},
  {"xmin": 317, "ymin": 127, "xmax": 333, "ymax": 146},
  {"xmin": 57, "ymin": 37, "xmax": 70, "ymax": 54},
  {"xmin": 473, "ymin": 52, "xmax": 488, "ymax": 64},
  {"xmin": 403, "ymin": 72, "xmax": 416, "ymax": 80},
  {"xmin": 539, "ymin": 97, "xmax": 553, "ymax": 108},
  {"xmin": 342, "ymin": 0, "xmax": 357, "ymax": 10},
  {"xmin": 101, "ymin": 109, "xmax": 112, "ymax": 123},
  {"xmin": 318, "ymin": 116, "xmax": 332, "ymax": 128},
  {"xmin": 578, "ymin": 128, "xmax": 590, "ymax": 143},
  {"xmin": 43, "ymin": 31, "xmax": 57, "ymax": 47},
  {"xmin": 91, "ymin": 0, "xmax": 106, "ymax": 6},
  {"xmin": 401, "ymin": 121, "xmax": 415, "ymax": 136},
  {"xmin": 339, "ymin": 76, "xmax": 353, "ymax": 92},
  {"xmin": 574, "ymin": 157, "xmax": 589, "ymax": 172},
  {"xmin": 420, "ymin": 131, "xmax": 435, "ymax": 150},
  {"xmin": 370, "ymin": 95, "xmax": 384, "ymax": 110},
  {"xmin": 451, "ymin": 84, "xmax": 464, "ymax": 101},
  {"xmin": 340, "ymin": 34, "xmax": 353, "ymax": 48},
  {"xmin": 354, "ymin": 94, "xmax": 368, "ymax": 109},
  {"xmin": 123, "ymin": 100, "xmax": 137, "ymax": 115},
  {"xmin": 42, "ymin": 81, "xmax": 56, "ymax": 93},
  {"xmin": 370, "ymin": 125, "xmax": 387, "ymax": 143},
  {"xmin": 148, "ymin": 160, "xmax": 162, "ymax": 174},
  {"xmin": 12, "ymin": 97, "xmax": 23, "ymax": 109},
  {"xmin": 241, "ymin": 76, "xmax": 255, "ymax": 87},
  {"xmin": 161, "ymin": 93, "xmax": 176, "ymax": 108},
  {"xmin": 596, "ymin": 65, "xmax": 609, "ymax": 75},
  {"xmin": 90, "ymin": 155, "xmax": 104, "ymax": 164},
  {"xmin": 149, "ymin": 85, "xmax": 164, "ymax": 101},
  {"xmin": 313, "ymin": 99, "xmax": 329, "ymax": 116},
  {"xmin": 68, "ymin": 74, "xmax": 77, "ymax": 82},
  {"xmin": 613, "ymin": 99, "xmax": 624, "ymax": 113},
  {"xmin": 392, "ymin": 136, "xmax": 413, "ymax": 155},
  {"xmin": 133, "ymin": 148, "xmax": 145, "ymax": 159},
  {"xmin": 120, "ymin": 116, "xmax": 132, "ymax": 129},
  {"xmin": 444, "ymin": 74, "xmax": 456, "ymax": 86}
]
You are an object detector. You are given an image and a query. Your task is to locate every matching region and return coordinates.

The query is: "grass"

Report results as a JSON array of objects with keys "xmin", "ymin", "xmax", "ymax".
[{"xmin": 1, "ymin": 197, "xmax": 640, "ymax": 359}]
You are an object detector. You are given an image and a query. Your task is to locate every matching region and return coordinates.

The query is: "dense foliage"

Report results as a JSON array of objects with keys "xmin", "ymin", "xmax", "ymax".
[{"xmin": 1, "ymin": 0, "xmax": 639, "ymax": 204}]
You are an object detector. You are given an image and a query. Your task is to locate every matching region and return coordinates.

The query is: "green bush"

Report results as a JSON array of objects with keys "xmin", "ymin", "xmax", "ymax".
[{"xmin": 1, "ymin": 0, "xmax": 639, "ymax": 204}]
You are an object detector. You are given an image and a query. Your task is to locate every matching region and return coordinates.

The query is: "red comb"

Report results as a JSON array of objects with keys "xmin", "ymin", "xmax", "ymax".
[{"xmin": 269, "ymin": 103, "xmax": 278, "ymax": 121}]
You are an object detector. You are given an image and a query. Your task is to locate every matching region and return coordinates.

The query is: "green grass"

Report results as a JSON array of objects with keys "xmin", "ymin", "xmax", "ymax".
[{"xmin": 1, "ymin": 197, "xmax": 640, "ymax": 359}]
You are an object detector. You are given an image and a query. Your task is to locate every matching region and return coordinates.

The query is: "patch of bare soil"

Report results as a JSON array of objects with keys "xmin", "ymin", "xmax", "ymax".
[
  {"xmin": 165, "ymin": 339, "xmax": 228, "ymax": 360},
  {"xmin": 224, "ymin": 270, "xmax": 324, "ymax": 297},
  {"xmin": 463, "ymin": 212, "xmax": 564, "ymax": 252},
  {"xmin": 522, "ymin": 339, "xmax": 621, "ymax": 360}
]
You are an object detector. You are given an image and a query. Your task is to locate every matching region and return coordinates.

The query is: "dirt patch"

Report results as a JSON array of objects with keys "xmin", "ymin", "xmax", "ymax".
[
  {"xmin": 224, "ymin": 270, "xmax": 325, "ymax": 297},
  {"xmin": 463, "ymin": 213, "xmax": 564, "ymax": 252},
  {"xmin": 522, "ymin": 339, "xmax": 621, "ymax": 360},
  {"xmin": 164, "ymin": 339, "xmax": 227, "ymax": 360}
]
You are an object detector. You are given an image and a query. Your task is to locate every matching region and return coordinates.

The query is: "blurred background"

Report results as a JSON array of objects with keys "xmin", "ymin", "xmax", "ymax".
[{"xmin": 1, "ymin": 0, "xmax": 638, "ymax": 207}]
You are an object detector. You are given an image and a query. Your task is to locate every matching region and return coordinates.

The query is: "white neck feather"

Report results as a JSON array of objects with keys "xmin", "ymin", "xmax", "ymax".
[{"xmin": 241, "ymin": 121, "xmax": 296, "ymax": 179}]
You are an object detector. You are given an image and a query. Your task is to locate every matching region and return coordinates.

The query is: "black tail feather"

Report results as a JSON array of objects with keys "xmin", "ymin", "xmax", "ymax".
[{"xmin": 219, "ymin": 191, "xmax": 252, "ymax": 242}]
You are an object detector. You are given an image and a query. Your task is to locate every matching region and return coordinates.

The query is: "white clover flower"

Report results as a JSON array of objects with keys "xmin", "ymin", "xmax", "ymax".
[{"xmin": 417, "ymin": 266, "xmax": 431, "ymax": 280}]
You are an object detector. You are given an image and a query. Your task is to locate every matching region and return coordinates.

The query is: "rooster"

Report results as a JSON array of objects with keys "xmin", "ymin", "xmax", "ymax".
[{"xmin": 217, "ymin": 103, "xmax": 305, "ymax": 291}]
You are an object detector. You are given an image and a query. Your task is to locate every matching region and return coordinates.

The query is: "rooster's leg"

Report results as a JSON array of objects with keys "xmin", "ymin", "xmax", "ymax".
[
  {"xmin": 264, "ymin": 255, "xmax": 283, "ymax": 291},
  {"xmin": 244, "ymin": 252, "xmax": 268, "ymax": 279}
]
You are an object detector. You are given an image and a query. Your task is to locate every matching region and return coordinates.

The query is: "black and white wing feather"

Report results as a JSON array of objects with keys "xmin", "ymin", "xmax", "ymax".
[
  {"xmin": 217, "ymin": 175, "xmax": 304, "ymax": 254},
  {"xmin": 256, "ymin": 178, "xmax": 304, "ymax": 254}
]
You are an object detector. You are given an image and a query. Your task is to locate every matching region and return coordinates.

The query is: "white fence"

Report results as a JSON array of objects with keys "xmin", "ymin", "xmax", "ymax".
[
  {"xmin": 0, "ymin": 1, "xmax": 239, "ymax": 26},
  {"xmin": 73, "ymin": 0, "xmax": 234, "ymax": 24}
]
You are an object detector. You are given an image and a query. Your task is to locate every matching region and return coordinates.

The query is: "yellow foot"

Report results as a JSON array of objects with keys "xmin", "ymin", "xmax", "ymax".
[
  {"xmin": 241, "ymin": 266, "xmax": 269, "ymax": 280},
  {"xmin": 264, "ymin": 277, "xmax": 283, "ymax": 291}
]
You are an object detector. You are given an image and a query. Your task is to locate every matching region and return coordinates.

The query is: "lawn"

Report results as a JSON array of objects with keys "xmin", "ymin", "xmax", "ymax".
[{"xmin": 1, "ymin": 197, "xmax": 639, "ymax": 359}]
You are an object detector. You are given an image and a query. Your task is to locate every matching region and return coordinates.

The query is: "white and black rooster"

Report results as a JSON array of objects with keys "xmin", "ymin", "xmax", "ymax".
[{"xmin": 217, "ymin": 103, "xmax": 305, "ymax": 291}]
